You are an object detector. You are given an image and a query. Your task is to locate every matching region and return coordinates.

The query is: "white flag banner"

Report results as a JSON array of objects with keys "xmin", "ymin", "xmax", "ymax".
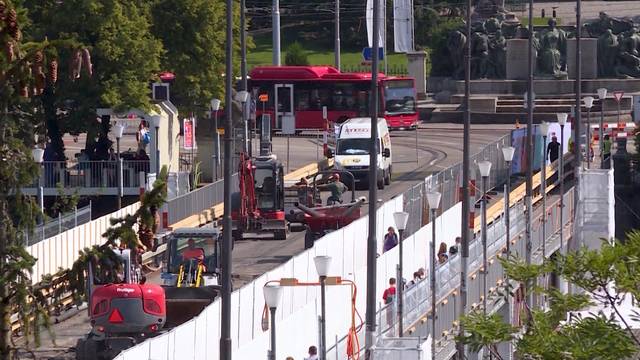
[
  {"xmin": 366, "ymin": 0, "xmax": 386, "ymax": 48},
  {"xmin": 393, "ymin": 0, "xmax": 414, "ymax": 53}
]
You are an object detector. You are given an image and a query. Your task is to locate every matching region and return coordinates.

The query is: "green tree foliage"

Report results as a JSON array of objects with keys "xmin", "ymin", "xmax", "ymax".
[
  {"xmin": 458, "ymin": 234, "xmax": 640, "ymax": 359},
  {"xmin": 150, "ymin": 0, "xmax": 244, "ymax": 117},
  {"xmin": 0, "ymin": 1, "xmax": 59, "ymax": 355},
  {"xmin": 285, "ymin": 41, "xmax": 309, "ymax": 66},
  {"xmin": 23, "ymin": 0, "xmax": 163, "ymax": 158}
]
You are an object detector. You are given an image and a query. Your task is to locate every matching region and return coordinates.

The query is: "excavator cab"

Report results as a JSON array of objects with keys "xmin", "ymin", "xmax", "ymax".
[
  {"xmin": 254, "ymin": 156, "xmax": 285, "ymax": 213},
  {"xmin": 232, "ymin": 153, "xmax": 288, "ymax": 240},
  {"xmin": 160, "ymin": 227, "xmax": 222, "ymax": 327}
]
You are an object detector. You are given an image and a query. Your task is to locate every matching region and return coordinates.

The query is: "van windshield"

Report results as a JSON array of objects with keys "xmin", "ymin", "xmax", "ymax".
[{"xmin": 337, "ymin": 138, "xmax": 379, "ymax": 155}]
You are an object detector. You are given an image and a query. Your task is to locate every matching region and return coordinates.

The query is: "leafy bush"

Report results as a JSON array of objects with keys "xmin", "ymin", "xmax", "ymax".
[{"xmin": 284, "ymin": 42, "xmax": 309, "ymax": 66}]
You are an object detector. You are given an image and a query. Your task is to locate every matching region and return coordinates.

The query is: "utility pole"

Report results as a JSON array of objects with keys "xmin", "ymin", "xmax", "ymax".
[
  {"xmin": 241, "ymin": 0, "xmax": 248, "ymax": 91},
  {"xmin": 456, "ymin": 0, "xmax": 472, "ymax": 356},
  {"xmin": 272, "ymin": 0, "xmax": 281, "ymax": 65},
  {"xmin": 365, "ymin": 0, "xmax": 381, "ymax": 357},
  {"xmin": 525, "ymin": 0, "xmax": 534, "ymax": 307},
  {"xmin": 220, "ymin": 0, "xmax": 233, "ymax": 358},
  {"xmin": 573, "ymin": 0, "xmax": 583, "ymax": 258},
  {"xmin": 335, "ymin": 0, "xmax": 341, "ymax": 70}
]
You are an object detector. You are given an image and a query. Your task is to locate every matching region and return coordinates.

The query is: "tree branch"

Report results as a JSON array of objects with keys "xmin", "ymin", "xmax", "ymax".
[{"xmin": 603, "ymin": 287, "xmax": 640, "ymax": 346}]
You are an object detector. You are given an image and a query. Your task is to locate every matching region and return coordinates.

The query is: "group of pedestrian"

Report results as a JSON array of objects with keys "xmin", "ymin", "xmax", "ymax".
[
  {"xmin": 546, "ymin": 131, "xmax": 612, "ymax": 169},
  {"xmin": 435, "ymin": 236, "xmax": 461, "ymax": 265},
  {"xmin": 285, "ymin": 345, "xmax": 318, "ymax": 360}
]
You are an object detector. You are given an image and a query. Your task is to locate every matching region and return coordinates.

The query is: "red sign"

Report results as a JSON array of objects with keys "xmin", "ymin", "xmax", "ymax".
[
  {"xmin": 258, "ymin": 94, "xmax": 269, "ymax": 102},
  {"xmin": 613, "ymin": 90, "xmax": 624, "ymax": 103},
  {"xmin": 183, "ymin": 118, "xmax": 194, "ymax": 150}
]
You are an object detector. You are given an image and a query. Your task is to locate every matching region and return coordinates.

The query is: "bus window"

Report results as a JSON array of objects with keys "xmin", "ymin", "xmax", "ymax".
[
  {"xmin": 383, "ymin": 79, "xmax": 416, "ymax": 115},
  {"xmin": 332, "ymin": 83, "xmax": 357, "ymax": 111}
]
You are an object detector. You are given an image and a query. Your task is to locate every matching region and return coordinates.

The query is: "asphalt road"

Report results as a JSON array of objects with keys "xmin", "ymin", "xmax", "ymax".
[{"xmin": 27, "ymin": 123, "xmax": 514, "ymax": 359}]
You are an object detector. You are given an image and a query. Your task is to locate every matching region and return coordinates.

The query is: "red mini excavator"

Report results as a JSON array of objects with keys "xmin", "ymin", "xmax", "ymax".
[
  {"xmin": 76, "ymin": 249, "xmax": 166, "ymax": 360},
  {"xmin": 231, "ymin": 152, "xmax": 287, "ymax": 240}
]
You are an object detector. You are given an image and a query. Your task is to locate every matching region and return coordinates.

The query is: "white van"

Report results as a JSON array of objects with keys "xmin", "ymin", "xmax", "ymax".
[{"xmin": 330, "ymin": 117, "xmax": 392, "ymax": 190}]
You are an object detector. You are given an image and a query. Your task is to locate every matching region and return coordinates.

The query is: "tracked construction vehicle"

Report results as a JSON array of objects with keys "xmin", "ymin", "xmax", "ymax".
[{"xmin": 76, "ymin": 228, "xmax": 222, "ymax": 360}]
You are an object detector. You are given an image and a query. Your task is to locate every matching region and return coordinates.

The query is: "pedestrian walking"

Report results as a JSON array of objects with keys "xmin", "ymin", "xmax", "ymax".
[
  {"xmin": 383, "ymin": 226, "xmax": 398, "ymax": 253},
  {"xmin": 547, "ymin": 136, "xmax": 561, "ymax": 164},
  {"xmin": 449, "ymin": 237, "xmax": 461, "ymax": 256},
  {"xmin": 437, "ymin": 242, "xmax": 448, "ymax": 258},
  {"xmin": 383, "ymin": 277, "xmax": 397, "ymax": 304},
  {"xmin": 305, "ymin": 345, "xmax": 319, "ymax": 360}
]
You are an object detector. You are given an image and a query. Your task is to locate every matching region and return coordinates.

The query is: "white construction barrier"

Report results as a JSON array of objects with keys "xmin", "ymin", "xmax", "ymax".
[
  {"xmin": 115, "ymin": 194, "xmax": 464, "ymax": 360},
  {"xmin": 26, "ymin": 202, "xmax": 140, "ymax": 283}
]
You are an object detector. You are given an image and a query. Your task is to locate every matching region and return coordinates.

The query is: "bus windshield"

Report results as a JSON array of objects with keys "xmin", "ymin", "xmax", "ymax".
[
  {"xmin": 383, "ymin": 80, "xmax": 416, "ymax": 115},
  {"xmin": 337, "ymin": 138, "xmax": 379, "ymax": 155}
]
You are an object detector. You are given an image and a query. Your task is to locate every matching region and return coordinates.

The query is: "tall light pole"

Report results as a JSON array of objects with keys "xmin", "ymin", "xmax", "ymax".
[
  {"xmin": 211, "ymin": 99, "xmax": 221, "ymax": 181},
  {"xmin": 539, "ymin": 122, "xmax": 549, "ymax": 257},
  {"xmin": 335, "ymin": 0, "xmax": 341, "ymax": 70},
  {"xmin": 597, "ymin": 88, "xmax": 607, "ymax": 168},
  {"xmin": 272, "ymin": 0, "xmax": 281, "ymax": 65},
  {"xmin": 478, "ymin": 160, "xmax": 492, "ymax": 314},
  {"xmin": 365, "ymin": 0, "xmax": 381, "ymax": 355},
  {"xmin": 114, "ymin": 123, "xmax": 125, "ymax": 209},
  {"xmin": 557, "ymin": 113, "xmax": 568, "ymax": 253},
  {"xmin": 584, "ymin": 96, "xmax": 594, "ymax": 168},
  {"xmin": 574, "ymin": 0, "xmax": 583, "ymax": 264},
  {"xmin": 240, "ymin": 0, "xmax": 248, "ymax": 90},
  {"xmin": 220, "ymin": 0, "xmax": 234, "ymax": 357},
  {"xmin": 426, "ymin": 191, "xmax": 441, "ymax": 360},
  {"xmin": 236, "ymin": 91, "xmax": 250, "ymax": 155},
  {"xmin": 501, "ymin": 145, "xmax": 514, "ymax": 346},
  {"xmin": 393, "ymin": 211, "xmax": 410, "ymax": 337},
  {"xmin": 314, "ymin": 255, "xmax": 332, "ymax": 360},
  {"xmin": 263, "ymin": 285, "xmax": 283, "ymax": 360},
  {"xmin": 150, "ymin": 115, "xmax": 161, "ymax": 175},
  {"xmin": 458, "ymin": 0, "xmax": 473, "ymax": 354}
]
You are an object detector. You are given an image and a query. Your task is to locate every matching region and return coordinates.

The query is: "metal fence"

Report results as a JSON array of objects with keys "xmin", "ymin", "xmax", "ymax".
[
  {"xmin": 402, "ymin": 133, "xmax": 513, "ymax": 236},
  {"xmin": 38, "ymin": 160, "xmax": 149, "ymax": 189},
  {"xmin": 25, "ymin": 203, "xmax": 92, "ymax": 246},
  {"xmin": 166, "ymin": 174, "xmax": 239, "ymax": 225}
]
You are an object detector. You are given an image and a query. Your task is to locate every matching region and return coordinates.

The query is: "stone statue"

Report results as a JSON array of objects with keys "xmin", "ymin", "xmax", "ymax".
[
  {"xmin": 471, "ymin": 24, "xmax": 490, "ymax": 79},
  {"xmin": 447, "ymin": 30, "xmax": 467, "ymax": 80},
  {"xmin": 538, "ymin": 18, "xmax": 567, "ymax": 78},
  {"xmin": 615, "ymin": 50, "xmax": 640, "ymax": 78},
  {"xmin": 598, "ymin": 29, "xmax": 619, "ymax": 77},
  {"xmin": 484, "ymin": 17, "xmax": 501, "ymax": 35},
  {"xmin": 620, "ymin": 27, "xmax": 640, "ymax": 56},
  {"xmin": 586, "ymin": 12, "xmax": 634, "ymax": 37},
  {"xmin": 489, "ymin": 30, "xmax": 507, "ymax": 78}
]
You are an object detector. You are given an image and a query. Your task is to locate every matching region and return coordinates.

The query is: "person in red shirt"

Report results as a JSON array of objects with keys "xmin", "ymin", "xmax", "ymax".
[
  {"xmin": 182, "ymin": 239, "xmax": 205, "ymax": 262},
  {"xmin": 382, "ymin": 277, "xmax": 397, "ymax": 304}
]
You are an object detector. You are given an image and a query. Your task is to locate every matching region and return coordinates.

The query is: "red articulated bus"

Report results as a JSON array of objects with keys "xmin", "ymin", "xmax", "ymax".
[{"xmin": 248, "ymin": 66, "xmax": 418, "ymax": 131}]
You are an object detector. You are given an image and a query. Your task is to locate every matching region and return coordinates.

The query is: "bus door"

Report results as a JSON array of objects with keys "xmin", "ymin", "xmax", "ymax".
[{"xmin": 274, "ymin": 84, "xmax": 294, "ymax": 130}]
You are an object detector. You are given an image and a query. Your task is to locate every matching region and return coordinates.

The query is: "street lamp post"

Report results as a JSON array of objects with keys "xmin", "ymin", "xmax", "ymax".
[
  {"xmin": 211, "ymin": 99, "xmax": 221, "ymax": 180},
  {"xmin": 393, "ymin": 211, "xmax": 410, "ymax": 338},
  {"xmin": 597, "ymin": 88, "xmax": 607, "ymax": 168},
  {"xmin": 263, "ymin": 285, "xmax": 283, "ymax": 360},
  {"xmin": 314, "ymin": 255, "xmax": 332, "ymax": 360},
  {"xmin": 584, "ymin": 96, "xmax": 594, "ymax": 169},
  {"xmin": 557, "ymin": 113, "xmax": 568, "ymax": 253},
  {"xmin": 32, "ymin": 148, "xmax": 44, "ymax": 214},
  {"xmin": 235, "ymin": 91, "xmax": 250, "ymax": 155},
  {"xmin": 501, "ymin": 145, "xmax": 514, "ymax": 353},
  {"xmin": 114, "ymin": 124, "xmax": 125, "ymax": 209},
  {"xmin": 150, "ymin": 115, "xmax": 161, "ymax": 175},
  {"xmin": 478, "ymin": 160, "xmax": 492, "ymax": 314},
  {"xmin": 426, "ymin": 191, "xmax": 441, "ymax": 360}
]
